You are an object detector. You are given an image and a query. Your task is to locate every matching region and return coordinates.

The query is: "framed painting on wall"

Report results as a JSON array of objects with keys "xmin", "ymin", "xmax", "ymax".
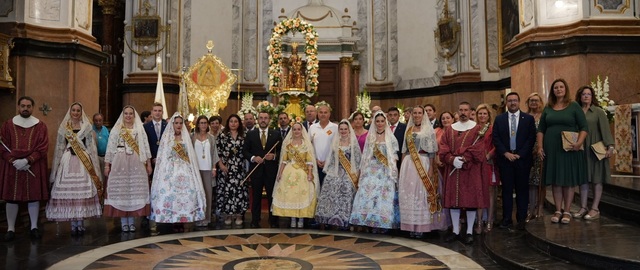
[{"xmin": 498, "ymin": 0, "xmax": 519, "ymax": 66}]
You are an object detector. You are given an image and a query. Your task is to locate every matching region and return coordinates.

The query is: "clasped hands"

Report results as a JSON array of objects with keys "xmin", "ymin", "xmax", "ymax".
[
  {"xmin": 504, "ymin": 152, "xmax": 520, "ymax": 162},
  {"xmin": 254, "ymin": 153, "xmax": 276, "ymax": 164},
  {"xmin": 12, "ymin": 158, "xmax": 30, "ymax": 171}
]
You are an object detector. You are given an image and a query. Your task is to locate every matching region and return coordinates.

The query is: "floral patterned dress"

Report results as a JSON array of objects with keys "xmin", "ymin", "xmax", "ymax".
[
  {"xmin": 150, "ymin": 141, "xmax": 206, "ymax": 223},
  {"xmin": 315, "ymin": 146, "xmax": 358, "ymax": 227},
  {"xmin": 215, "ymin": 132, "xmax": 248, "ymax": 216},
  {"xmin": 349, "ymin": 143, "xmax": 400, "ymax": 229},
  {"xmin": 272, "ymin": 143, "xmax": 317, "ymax": 218}
]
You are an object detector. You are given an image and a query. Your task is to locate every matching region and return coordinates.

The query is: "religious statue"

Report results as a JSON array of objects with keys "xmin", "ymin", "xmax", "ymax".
[{"xmin": 286, "ymin": 42, "xmax": 305, "ymax": 90}]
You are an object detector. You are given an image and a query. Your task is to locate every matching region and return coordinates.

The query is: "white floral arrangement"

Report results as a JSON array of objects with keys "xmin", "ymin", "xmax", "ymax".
[
  {"xmin": 350, "ymin": 91, "xmax": 372, "ymax": 124},
  {"xmin": 237, "ymin": 92, "xmax": 257, "ymax": 116},
  {"xmin": 590, "ymin": 75, "xmax": 615, "ymax": 122},
  {"xmin": 267, "ymin": 18, "xmax": 319, "ymax": 95}
]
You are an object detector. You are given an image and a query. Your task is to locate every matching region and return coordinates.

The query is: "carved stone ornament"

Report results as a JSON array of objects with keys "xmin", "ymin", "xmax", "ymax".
[{"xmin": 434, "ymin": 1, "xmax": 461, "ymax": 61}]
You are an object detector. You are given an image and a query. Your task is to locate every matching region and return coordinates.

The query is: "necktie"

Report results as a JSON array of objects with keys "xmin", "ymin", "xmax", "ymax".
[
  {"xmin": 155, "ymin": 122, "xmax": 160, "ymax": 138},
  {"xmin": 281, "ymin": 129, "xmax": 286, "ymax": 138},
  {"xmin": 510, "ymin": 114, "xmax": 517, "ymax": 151},
  {"xmin": 261, "ymin": 130, "xmax": 267, "ymax": 149},
  {"xmin": 390, "ymin": 125, "xmax": 395, "ymax": 132}
]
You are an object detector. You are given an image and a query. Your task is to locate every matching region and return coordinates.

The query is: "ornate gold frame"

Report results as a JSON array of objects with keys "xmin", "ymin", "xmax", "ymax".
[
  {"xmin": 123, "ymin": 0, "xmax": 170, "ymax": 59},
  {"xmin": 595, "ymin": 0, "xmax": 630, "ymax": 14},
  {"xmin": 182, "ymin": 41, "xmax": 237, "ymax": 116},
  {"xmin": 434, "ymin": 0, "xmax": 461, "ymax": 71},
  {"xmin": 0, "ymin": 33, "xmax": 14, "ymax": 89}
]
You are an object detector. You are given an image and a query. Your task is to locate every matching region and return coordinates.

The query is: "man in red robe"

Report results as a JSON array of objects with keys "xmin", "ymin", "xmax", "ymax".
[
  {"xmin": 0, "ymin": 96, "xmax": 49, "ymax": 241},
  {"xmin": 439, "ymin": 101, "xmax": 487, "ymax": 244}
]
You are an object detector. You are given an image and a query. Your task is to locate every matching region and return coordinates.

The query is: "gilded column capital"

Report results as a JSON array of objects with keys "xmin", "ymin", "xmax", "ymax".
[
  {"xmin": 340, "ymin": 57, "xmax": 353, "ymax": 67},
  {"xmin": 351, "ymin": 65, "xmax": 361, "ymax": 71},
  {"xmin": 98, "ymin": 0, "xmax": 118, "ymax": 15}
]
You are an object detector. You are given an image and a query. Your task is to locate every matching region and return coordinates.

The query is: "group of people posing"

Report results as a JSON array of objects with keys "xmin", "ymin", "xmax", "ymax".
[{"xmin": 1, "ymin": 78, "xmax": 614, "ymax": 245}]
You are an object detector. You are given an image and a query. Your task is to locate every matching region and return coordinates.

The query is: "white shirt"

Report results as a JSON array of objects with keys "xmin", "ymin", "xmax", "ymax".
[
  {"xmin": 308, "ymin": 121, "xmax": 338, "ymax": 161},
  {"xmin": 194, "ymin": 139, "xmax": 212, "ymax": 170}
]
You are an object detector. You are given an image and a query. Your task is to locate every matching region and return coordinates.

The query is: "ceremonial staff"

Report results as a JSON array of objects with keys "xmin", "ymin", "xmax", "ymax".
[
  {"xmin": 240, "ymin": 141, "xmax": 280, "ymax": 186},
  {"xmin": 0, "ymin": 137, "xmax": 36, "ymax": 177}
]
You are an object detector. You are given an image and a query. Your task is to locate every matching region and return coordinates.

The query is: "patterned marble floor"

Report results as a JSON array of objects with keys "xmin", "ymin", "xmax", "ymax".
[{"xmin": 49, "ymin": 229, "xmax": 484, "ymax": 270}]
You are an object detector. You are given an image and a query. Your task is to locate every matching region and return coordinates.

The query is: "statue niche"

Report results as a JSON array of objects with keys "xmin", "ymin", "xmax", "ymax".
[{"xmin": 284, "ymin": 42, "xmax": 305, "ymax": 91}]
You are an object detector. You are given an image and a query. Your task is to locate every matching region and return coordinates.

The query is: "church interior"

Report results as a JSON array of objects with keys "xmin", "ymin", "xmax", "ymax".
[{"xmin": 1, "ymin": 0, "xmax": 640, "ymax": 269}]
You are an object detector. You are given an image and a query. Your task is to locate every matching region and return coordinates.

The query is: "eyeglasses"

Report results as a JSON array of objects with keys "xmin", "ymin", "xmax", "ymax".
[{"xmin": 506, "ymin": 100, "xmax": 519, "ymax": 103}]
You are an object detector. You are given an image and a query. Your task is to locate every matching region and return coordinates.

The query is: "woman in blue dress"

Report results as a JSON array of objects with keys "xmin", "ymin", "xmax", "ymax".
[{"xmin": 350, "ymin": 111, "xmax": 400, "ymax": 233}]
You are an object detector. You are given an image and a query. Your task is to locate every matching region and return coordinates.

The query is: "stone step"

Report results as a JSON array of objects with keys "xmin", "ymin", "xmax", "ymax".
[
  {"xmin": 574, "ymin": 176, "xmax": 640, "ymax": 225},
  {"xmin": 484, "ymin": 227, "xmax": 590, "ymax": 270},
  {"xmin": 538, "ymin": 188, "xmax": 640, "ymax": 269}
]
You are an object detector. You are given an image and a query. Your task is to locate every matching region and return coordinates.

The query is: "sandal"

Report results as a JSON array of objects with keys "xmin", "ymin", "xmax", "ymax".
[
  {"xmin": 584, "ymin": 209, "xmax": 600, "ymax": 220},
  {"xmin": 484, "ymin": 222, "xmax": 493, "ymax": 233},
  {"xmin": 561, "ymin": 212, "xmax": 571, "ymax": 224},
  {"xmin": 573, "ymin": 207, "xmax": 588, "ymax": 218},
  {"xmin": 550, "ymin": 211, "xmax": 562, "ymax": 223}
]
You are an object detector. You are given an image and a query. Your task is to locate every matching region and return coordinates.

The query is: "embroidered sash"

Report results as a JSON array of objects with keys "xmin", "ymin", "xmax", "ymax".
[
  {"xmin": 406, "ymin": 127, "xmax": 440, "ymax": 214},
  {"xmin": 65, "ymin": 122, "xmax": 103, "ymax": 201},
  {"xmin": 289, "ymin": 145, "xmax": 308, "ymax": 170},
  {"xmin": 120, "ymin": 127, "xmax": 140, "ymax": 157},
  {"xmin": 373, "ymin": 143, "xmax": 389, "ymax": 167},
  {"xmin": 338, "ymin": 148, "xmax": 358, "ymax": 188},
  {"xmin": 173, "ymin": 142, "xmax": 190, "ymax": 163}
]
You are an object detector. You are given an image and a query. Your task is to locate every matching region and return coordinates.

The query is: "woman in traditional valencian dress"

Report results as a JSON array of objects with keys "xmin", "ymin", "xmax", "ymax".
[
  {"xmin": 350, "ymin": 111, "xmax": 400, "ymax": 233},
  {"xmin": 399, "ymin": 106, "xmax": 446, "ymax": 238},
  {"xmin": 47, "ymin": 103, "xmax": 103, "ymax": 235},
  {"xmin": 216, "ymin": 114, "xmax": 248, "ymax": 226},
  {"xmin": 315, "ymin": 119, "xmax": 361, "ymax": 229},
  {"xmin": 104, "ymin": 106, "xmax": 153, "ymax": 233},
  {"xmin": 272, "ymin": 122, "xmax": 320, "ymax": 228},
  {"xmin": 151, "ymin": 113, "xmax": 206, "ymax": 231}
]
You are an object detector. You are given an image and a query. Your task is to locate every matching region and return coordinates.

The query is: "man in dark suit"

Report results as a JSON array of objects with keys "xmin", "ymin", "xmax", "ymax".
[
  {"xmin": 387, "ymin": 107, "xmax": 407, "ymax": 171},
  {"xmin": 243, "ymin": 111, "xmax": 282, "ymax": 228},
  {"xmin": 142, "ymin": 102, "xmax": 166, "ymax": 233},
  {"xmin": 277, "ymin": 112, "xmax": 291, "ymax": 138},
  {"xmin": 493, "ymin": 92, "xmax": 536, "ymax": 230},
  {"xmin": 425, "ymin": 104, "xmax": 441, "ymax": 129},
  {"xmin": 302, "ymin": 105, "xmax": 318, "ymax": 130},
  {"xmin": 143, "ymin": 103, "xmax": 167, "ymax": 160}
]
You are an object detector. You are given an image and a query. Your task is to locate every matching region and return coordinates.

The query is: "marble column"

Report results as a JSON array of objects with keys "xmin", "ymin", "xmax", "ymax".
[
  {"xmin": 98, "ymin": 0, "xmax": 118, "ymax": 125},
  {"xmin": 349, "ymin": 64, "xmax": 360, "ymax": 110},
  {"xmin": 340, "ymin": 57, "xmax": 353, "ymax": 119}
]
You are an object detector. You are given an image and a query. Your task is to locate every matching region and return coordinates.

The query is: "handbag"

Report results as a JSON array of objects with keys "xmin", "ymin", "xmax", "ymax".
[
  {"xmin": 561, "ymin": 131, "xmax": 584, "ymax": 151},
  {"xmin": 590, "ymin": 141, "xmax": 607, "ymax": 160}
]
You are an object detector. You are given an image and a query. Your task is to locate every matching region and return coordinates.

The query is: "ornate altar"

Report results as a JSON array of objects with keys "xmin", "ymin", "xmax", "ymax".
[{"xmin": 181, "ymin": 41, "xmax": 236, "ymax": 116}]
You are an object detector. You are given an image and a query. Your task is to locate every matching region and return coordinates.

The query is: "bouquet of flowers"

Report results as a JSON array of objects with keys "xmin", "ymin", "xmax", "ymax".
[
  {"xmin": 237, "ymin": 92, "xmax": 258, "ymax": 117},
  {"xmin": 590, "ymin": 75, "xmax": 615, "ymax": 122},
  {"xmin": 351, "ymin": 90, "xmax": 372, "ymax": 124}
]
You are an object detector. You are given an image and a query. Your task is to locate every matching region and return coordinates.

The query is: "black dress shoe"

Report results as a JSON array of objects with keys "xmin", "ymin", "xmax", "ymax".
[
  {"xmin": 498, "ymin": 221, "xmax": 512, "ymax": 229},
  {"xmin": 4, "ymin": 231, "xmax": 15, "ymax": 241},
  {"xmin": 30, "ymin": 228, "xmax": 42, "ymax": 239},
  {"xmin": 460, "ymin": 233, "xmax": 474, "ymax": 244},
  {"xmin": 444, "ymin": 232, "xmax": 458, "ymax": 242},
  {"xmin": 141, "ymin": 217, "xmax": 150, "ymax": 230},
  {"xmin": 250, "ymin": 222, "xmax": 261, "ymax": 228}
]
